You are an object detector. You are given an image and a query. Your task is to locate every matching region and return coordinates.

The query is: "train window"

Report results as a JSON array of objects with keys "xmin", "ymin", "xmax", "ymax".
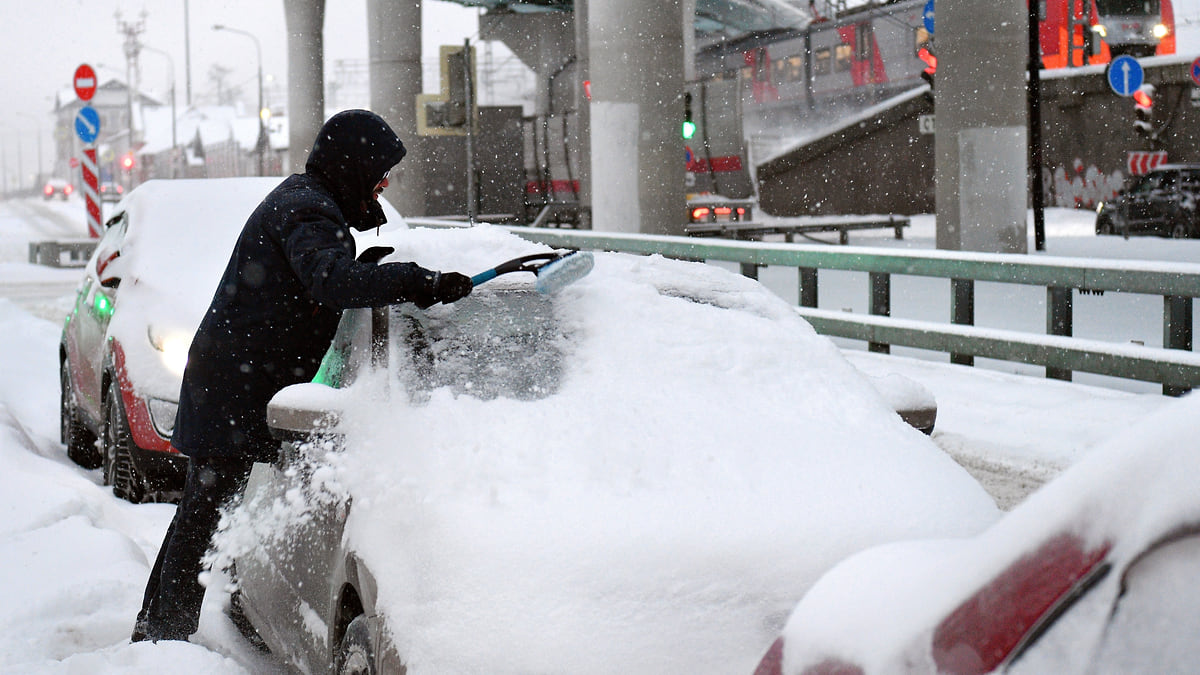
[
  {"xmin": 772, "ymin": 55, "xmax": 804, "ymax": 84},
  {"xmin": 773, "ymin": 58, "xmax": 788, "ymax": 86},
  {"xmin": 813, "ymin": 47, "xmax": 832, "ymax": 76},
  {"xmin": 784, "ymin": 55, "xmax": 803, "ymax": 82},
  {"xmin": 835, "ymin": 43, "xmax": 854, "ymax": 72},
  {"xmin": 1095, "ymin": 0, "xmax": 1159, "ymax": 15}
]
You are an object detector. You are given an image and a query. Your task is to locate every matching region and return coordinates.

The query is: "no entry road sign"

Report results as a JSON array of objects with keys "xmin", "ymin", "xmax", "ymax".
[{"xmin": 74, "ymin": 64, "xmax": 97, "ymax": 101}]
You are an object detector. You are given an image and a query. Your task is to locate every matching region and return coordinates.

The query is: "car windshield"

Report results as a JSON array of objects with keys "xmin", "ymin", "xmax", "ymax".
[{"xmin": 392, "ymin": 289, "xmax": 565, "ymax": 402}]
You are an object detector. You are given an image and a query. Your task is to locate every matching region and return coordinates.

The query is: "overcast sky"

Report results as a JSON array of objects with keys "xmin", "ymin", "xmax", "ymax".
[
  {"xmin": 0, "ymin": 0, "xmax": 481, "ymax": 183},
  {"xmin": 0, "ymin": 0, "xmax": 1197, "ymax": 186}
]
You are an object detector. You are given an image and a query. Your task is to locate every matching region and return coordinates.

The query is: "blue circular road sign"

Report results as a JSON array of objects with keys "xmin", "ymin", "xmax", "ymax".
[
  {"xmin": 1191, "ymin": 57, "xmax": 1200, "ymax": 87},
  {"xmin": 923, "ymin": 0, "xmax": 935, "ymax": 33},
  {"xmin": 1107, "ymin": 55, "xmax": 1144, "ymax": 97},
  {"xmin": 75, "ymin": 106, "xmax": 100, "ymax": 144}
]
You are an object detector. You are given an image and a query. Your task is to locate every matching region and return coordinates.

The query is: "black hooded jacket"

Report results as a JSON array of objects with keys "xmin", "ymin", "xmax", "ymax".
[{"xmin": 172, "ymin": 109, "xmax": 437, "ymax": 460}]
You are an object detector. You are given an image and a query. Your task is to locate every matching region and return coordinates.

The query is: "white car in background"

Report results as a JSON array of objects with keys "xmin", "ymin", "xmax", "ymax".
[{"xmin": 221, "ymin": 225, "xmax": 998, "ymax": 674}]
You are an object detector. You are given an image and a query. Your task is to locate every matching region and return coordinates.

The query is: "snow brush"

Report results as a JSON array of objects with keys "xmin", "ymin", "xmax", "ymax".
[{"xmin": 471, "ymin": 250, "xmax": 595, "ymax": 294}]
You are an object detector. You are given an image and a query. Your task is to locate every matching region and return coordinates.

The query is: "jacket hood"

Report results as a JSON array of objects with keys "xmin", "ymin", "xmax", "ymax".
[{"xmin": 305, "ymin": 109, "xmax": 407, "ymax": 231}]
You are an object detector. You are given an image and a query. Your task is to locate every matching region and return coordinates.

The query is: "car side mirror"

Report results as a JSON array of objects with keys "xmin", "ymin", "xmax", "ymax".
[
  {"xmin": 267, "ymin": 383, "xmax": 345, "ymax": 441},
  {"xmin": 267, "ymin": 383, "xmax": 347, "ymax": 465}
]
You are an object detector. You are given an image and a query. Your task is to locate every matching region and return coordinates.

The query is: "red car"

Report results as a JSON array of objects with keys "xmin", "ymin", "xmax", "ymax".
[
  {"xmin": 59, "ymin": 178, "xmax": 285, "ymax": 501},
  {"xmin": 753, "ymin": 394, "xmax": 1200, "ymax": 675}
]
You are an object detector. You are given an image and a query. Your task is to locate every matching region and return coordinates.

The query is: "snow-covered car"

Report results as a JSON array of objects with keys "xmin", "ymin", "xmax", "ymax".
[
  {"xmin": 1095, "ymin": 163, "xmax": 1200, "ymax": 238},
  {"xmin": 43, "ymin": 178, "xmax": 73, "ymax": 201},
  {"xmin": 752, "ymin": 393, "xmax": 1200, "ymax": 675},
  {"xmin": 58, "ymin": 177, "xmax": 407, "ymax": 502},
  {"xmin": 220, "ymin": 225, "xmax": 998, "ymax": 674}
]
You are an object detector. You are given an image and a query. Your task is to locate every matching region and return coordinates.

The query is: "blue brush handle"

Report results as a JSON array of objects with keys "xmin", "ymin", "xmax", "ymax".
[{"xmin": 471, "ymin": 269, "xmax": 498, "ymax": 286}]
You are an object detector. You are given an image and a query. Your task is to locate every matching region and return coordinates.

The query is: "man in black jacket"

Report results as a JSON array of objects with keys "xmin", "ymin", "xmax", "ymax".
[{"xmin": 133, "ymin": 109, "xmax": 473, "ymax": 642}]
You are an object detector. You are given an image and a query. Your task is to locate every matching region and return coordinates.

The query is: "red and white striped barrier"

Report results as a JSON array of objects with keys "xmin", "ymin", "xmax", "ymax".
[
  {"xmin": 1126, "ymin": 150, "xmax": 1168, "ymax": 176},
  {"xmin": 80, "ymin": 147, "xmax": 101, "ymax": 238}
]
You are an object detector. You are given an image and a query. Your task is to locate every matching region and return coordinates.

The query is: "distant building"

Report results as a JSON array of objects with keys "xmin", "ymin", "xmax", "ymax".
[{"xmin": 53, "ymin": 78, "xmax": 287, "ymax": 190}]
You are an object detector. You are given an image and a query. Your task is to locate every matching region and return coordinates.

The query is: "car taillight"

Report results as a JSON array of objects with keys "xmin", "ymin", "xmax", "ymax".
[
  {"xmin": 691, "ymin": 207, "xmax": 711, "ymax": 222},
  {"xmin": 64, "ymin": 184, "xmax": 74, "ymax": 195},
  {"xmin": 753, "ymin": 637, "xmax": 784, "ymax": 675},
  {"xmin": 43, "ymin": 185, "xmax": 53, "ymax": 196}
]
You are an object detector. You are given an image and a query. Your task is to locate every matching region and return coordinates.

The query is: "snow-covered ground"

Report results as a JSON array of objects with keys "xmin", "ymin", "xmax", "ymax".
[{"xmin": 0, "ymin": 194, "xmax": 1190, "ymax": 672}]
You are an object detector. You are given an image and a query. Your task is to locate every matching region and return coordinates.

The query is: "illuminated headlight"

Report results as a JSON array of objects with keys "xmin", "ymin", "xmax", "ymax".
[
  {"xmin": 1152, "ymin": 23, "xmax": 1169, "ymax": 39},
  {"xmin": 1096, "ymin": 201, "xmax": 1105, "ymax": 213},
  {"xmin": 147, "ymin": 398, "xmax": 178, "ymax": 437},
  {"xmin": 1092, "ymin": 24, "xmax": 1107, "ymax": 37},
  {"xmin": 147, "ymin": 325, "xmax": 191, "ymax": 377}
]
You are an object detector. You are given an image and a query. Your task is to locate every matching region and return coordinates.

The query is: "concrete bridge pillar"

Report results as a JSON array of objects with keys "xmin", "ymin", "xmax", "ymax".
[
  {"xmin": 588, "ymin": 0, "xmax": 686, "ymax": 235},
  {"xmin": 934, "ymin": 0, "xmax": 1029, "ymax": 253},
  {"xmin": 283, "ymin": 0, "xmax": 326, "ymax": 174},
  {"xmin": 368, "ymin": 0, "xmax": 426, "ymax": 216}
]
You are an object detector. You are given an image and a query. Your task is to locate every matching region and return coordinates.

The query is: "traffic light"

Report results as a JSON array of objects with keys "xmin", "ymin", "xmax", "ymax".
[
  {"xmin": 682, "ymin": 92, "xmax": 696, "ymax": 140},
  {"xmin": 917, "ymin": 47, "xmax": 937, "ymax": 89},
  {"xmin": 120, "ymin": 152, "xmax": 135, "ymax": 171},
  {"xmin": 1133, "ymin": 84, "xmax": 1155, "ymax": 137}
]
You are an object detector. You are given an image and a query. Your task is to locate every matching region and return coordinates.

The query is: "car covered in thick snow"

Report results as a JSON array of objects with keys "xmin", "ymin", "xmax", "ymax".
[
  {"xmin": 58, "ymin": 177, "xmax": 404, "ymax": 502},
  {"xmin": 752, "ymin": 393, "xmax": 1200, "ymax": 675},
  {"xmin": 218, "ymin": 224, "xmax": 998, "ymax": 674}
]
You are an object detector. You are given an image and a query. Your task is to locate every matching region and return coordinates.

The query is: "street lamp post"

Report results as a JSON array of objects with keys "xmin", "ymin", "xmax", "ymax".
[
  {"xmin": 213, "ymin": 24, "xmax": 265, "ymax": 177},
  {"xmin": 141, "ymin": 45, "xmax": 179, "ymax": 178},
  {"xmin": 15, "ymin": 113, "xmax": 44, "ymax": 189}
]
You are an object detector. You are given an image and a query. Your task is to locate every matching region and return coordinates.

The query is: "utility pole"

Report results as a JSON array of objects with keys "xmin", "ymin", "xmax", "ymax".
[{"xmin": 116, "ymin": 9, "xmax": 147, "ymax": 187}]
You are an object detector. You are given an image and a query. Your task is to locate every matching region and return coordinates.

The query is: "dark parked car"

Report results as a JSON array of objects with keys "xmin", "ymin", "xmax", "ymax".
[
  {"xmin": 1095, "ymin": 163, "xmax": 1200, "ymax": 238},
  {"xmin": 222, "ymin": 226, "xmax": 995, "ymax": 674}
]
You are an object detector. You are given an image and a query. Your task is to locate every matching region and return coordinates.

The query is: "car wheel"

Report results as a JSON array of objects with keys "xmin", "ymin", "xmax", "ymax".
[
  {"xmin": 336, "ymin": 615, "xmax": 376, "ymax": 675},
  {"xmin": 1095, "ymin": 214, "xmax": 1113, "ymax": 235},
  {"xmin": 104, "ymin": 379, "xmax": 147, "ymax": 503},
  {"xmin": 1171, "ymin": 222, "xmax": 1191, "ymax": 239},
  {"xmin": 61, "ymin": 364, "xmax": 101, "ymax": 469}
]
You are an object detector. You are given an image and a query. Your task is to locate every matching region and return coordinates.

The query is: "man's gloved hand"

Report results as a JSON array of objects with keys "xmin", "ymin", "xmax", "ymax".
[{"xmin": 433, "ymin": 272, "xmax": 473, "ymax": 305}]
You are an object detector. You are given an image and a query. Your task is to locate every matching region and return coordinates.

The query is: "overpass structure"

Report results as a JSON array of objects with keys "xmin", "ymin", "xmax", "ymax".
[{"xmin": 282, "ymin": 0, "xmax": 813, "ymax": 236}]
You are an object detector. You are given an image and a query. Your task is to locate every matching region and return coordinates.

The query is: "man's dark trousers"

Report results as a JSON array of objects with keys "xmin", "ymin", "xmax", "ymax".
[{"xmin": 135, "ymin": 455, "xmax": 255, "ymax": 641}]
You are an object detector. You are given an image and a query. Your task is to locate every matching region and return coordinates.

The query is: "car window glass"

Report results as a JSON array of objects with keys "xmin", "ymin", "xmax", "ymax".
[
  {"xmin": 1130, "ymin": 175, "xmax": 1160, "ymax": 195},
  {"xmin": 1088, "ymin": 535, "xmax": 1200, "ymax": 674},
  {"xmin": 312, "ymin": 309, "xmax": 368, "ymax": 388},
  {"xmin": 391, "ymin": 289, "xmax": 565, "ymax": 402}
]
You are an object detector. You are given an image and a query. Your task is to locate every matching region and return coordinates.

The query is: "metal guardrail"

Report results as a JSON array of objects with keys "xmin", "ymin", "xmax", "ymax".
[
  {"xmin": 407, "ymin": 220, "xmax": 1200, "ymax": 394},
  {"xmin": 28, "ymin": 240, "xmax": 97, "ymax": 268}
]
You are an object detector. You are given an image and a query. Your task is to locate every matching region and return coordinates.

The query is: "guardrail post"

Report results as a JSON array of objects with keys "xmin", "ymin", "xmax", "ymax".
[
  {"xmin": 1047, "ymin": 286, "xmax": 1073, "ymax": 381},
  {"xmin": 740, "ymin": 263, "xmax": 759, "ymax": 280},
  {"xmin": 951, "ymin": 278, "xmax": 974, "ymax": 366},
  {"xmin": 799, "ymin": 267, "xmax": 818, "ymax": 308},
  {"xmin": 1164, "ymin": 295, "xmax": 1193, "ymax": 396},
  {"xmin": 869, "ymin": 272, "xmax": 890, "ymax": 353}
]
